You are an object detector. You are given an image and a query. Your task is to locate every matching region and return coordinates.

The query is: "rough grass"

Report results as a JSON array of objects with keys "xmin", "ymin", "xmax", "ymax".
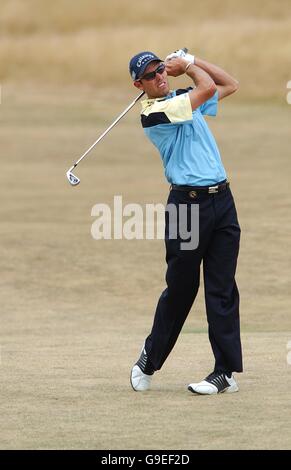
[
  {"xmin": 1, "ymin": 0, "xmax": 291, "ymax": 32},
  {"xmin": 0, "ymin": 0, "xmax": 291, "ymax": 99}
]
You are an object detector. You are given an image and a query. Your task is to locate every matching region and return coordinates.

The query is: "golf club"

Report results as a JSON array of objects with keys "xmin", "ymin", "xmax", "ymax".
[
  {"xmin": 66, "ymin": 48, "xmax": 188, "ymax": 186},
  {"xmin": 66, "ymin": 91, "xmax": 145, "ymax": 186}
]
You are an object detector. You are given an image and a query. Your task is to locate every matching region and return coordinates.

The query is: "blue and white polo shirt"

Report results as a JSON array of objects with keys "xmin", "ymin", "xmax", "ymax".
[{"xmin": 140, "ymin": 88, "xmax": 227, "ymax": 186}]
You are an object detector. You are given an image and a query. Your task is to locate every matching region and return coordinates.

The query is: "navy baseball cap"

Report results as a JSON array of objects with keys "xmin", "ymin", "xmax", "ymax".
[{"xmin": 129, "ymin": 51, "xmax": 162, "ymax": 81}]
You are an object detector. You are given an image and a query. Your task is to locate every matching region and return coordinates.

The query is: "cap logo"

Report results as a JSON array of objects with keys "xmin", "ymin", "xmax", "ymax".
[{"xmin": 136, "ymin": 54, "xmax": 155, "ymax": 68}]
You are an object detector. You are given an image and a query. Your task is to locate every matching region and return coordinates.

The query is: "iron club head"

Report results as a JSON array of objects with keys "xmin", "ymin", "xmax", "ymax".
[{"xmin": 66, "ymin": 168, "xmax": 80, "ymax": 186}]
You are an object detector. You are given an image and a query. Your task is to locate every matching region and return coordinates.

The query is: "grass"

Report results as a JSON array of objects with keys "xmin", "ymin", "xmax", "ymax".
[
  {"xmin": 1, "ymin": 1, "xmax": 291, "ymax": 448},
  {"xmin": 0, "ymin": 1, "xmax": 291, "ymax": 99},
  {"xmin": 1, "ymin": 0, "xmax": 291, "ymax": 33},
  {"xmin": 0, "ymin": 85, "xmax": 291, "ymax": 448}
]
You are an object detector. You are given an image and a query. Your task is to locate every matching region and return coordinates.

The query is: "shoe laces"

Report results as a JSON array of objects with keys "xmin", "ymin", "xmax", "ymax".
[
  {"xmin": 205, "ymin": 371, "xmax": 228, "ymax": 382},
  {"xmin": 136, "ymin": 349, "xmax": 155, "ymax": 375}
]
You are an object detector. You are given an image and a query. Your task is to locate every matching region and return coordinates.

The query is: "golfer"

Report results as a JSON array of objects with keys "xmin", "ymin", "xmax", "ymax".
[{"xmin": 129, "ymin": 49, "xmax": 243, "ymax": 394}]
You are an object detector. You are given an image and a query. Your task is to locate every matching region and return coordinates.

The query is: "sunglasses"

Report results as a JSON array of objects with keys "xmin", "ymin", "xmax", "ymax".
[{"xmin": 139, "ymin": 63, "xmax": 166, "ymax": 81}]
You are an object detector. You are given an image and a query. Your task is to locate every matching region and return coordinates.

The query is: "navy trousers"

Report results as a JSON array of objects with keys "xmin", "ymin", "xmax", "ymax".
[{"xmin": 145, "ymin": 186, "xmax": 243, "ymax": 374}]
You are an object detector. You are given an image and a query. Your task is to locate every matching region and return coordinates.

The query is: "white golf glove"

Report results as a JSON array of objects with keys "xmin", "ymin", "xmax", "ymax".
[{"xmin": 166, "ymin": 48, "xmax": 195, "ymax": 64}]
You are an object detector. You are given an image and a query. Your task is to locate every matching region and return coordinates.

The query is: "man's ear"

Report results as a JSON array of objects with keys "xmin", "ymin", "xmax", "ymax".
[{"xmin": 134, "ymin": 80, "xmax": 144, "ymax": 91}]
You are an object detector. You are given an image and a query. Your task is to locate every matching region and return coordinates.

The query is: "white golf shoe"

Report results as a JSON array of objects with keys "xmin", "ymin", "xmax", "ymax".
[
  {"xmin": 188, "ymin": 371, "xmax": 239, "ymax": 395},
  {"xmin": 130, "ymin": 346, "xmax": 154, "ymax": 392},
  {"xmin": 130, "ymin": 365, "xmax": 152, "ymax": 391}
]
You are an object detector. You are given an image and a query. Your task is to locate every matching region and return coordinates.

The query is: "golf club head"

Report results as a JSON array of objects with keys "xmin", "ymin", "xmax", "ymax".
[{"xmin": 66, "ymin": 169, "xmax": 80, "ymax": 186}]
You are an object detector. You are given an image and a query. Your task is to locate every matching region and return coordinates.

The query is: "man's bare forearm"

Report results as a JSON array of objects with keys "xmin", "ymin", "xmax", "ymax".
[
  {"xmin": 185, "ymin": 63, "xmax": 217, "ymax": 110},
  {"xmin": 186, "ymin": 63, "xmax": 216, "ymax": 90},
  {"xmin": 165, "ymin": 58, "xmax": 217, "ymax": 110},
  {"xmin": 194, "ymin": 57, "xmax": 238, "ymax": 88}
]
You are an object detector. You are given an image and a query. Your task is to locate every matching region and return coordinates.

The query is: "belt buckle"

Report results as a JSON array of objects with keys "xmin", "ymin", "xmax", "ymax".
[{"xmin": 208, "ymin": 185, "xmax": 219, "ymax": 194}]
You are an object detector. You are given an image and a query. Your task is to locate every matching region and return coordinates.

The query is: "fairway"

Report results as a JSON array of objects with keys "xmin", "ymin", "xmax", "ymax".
[{"xmin": 0, "ymin": 86, "xmax": 290, "ymax": 449}]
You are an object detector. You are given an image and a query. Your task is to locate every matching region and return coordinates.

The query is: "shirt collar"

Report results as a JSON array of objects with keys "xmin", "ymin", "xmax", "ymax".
[{"xmin": 141, "ymin": 90, "xmax": 175, "ymax": 110}]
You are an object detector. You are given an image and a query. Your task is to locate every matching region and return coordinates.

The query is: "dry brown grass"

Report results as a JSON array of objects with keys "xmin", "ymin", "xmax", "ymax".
[
  {"xmin": 0, "ymin": 0, "xmax": 291, "ymax": 99},
  {"xmin": 0, "ymin": 3, "xmax": 291, "ymax": 448},
  {"xmin": 1, "ymin": 0, "xmax": 291, "ymax": 33},
  {"xmin": 0, "ymin": 86, "xmax": 291, "ymax": 448}
]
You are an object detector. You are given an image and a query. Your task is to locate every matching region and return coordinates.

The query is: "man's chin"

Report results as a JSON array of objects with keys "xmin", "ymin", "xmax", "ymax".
[
  {"xmin": 155, "ymin": 87, "xmax": 170, "ymax": 98},
  {"xmin": 159, "ymin": 83, "xmax": 170, "ymax": 93},
  {"xmin": 147, "ymin": 86, "xmax": 170, "ymax": 99}
]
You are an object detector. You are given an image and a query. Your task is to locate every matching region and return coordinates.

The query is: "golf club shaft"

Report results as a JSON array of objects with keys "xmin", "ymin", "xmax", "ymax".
[{"xmin": 71, "ymin": 91, "xmax": 145, "ymax": 170}]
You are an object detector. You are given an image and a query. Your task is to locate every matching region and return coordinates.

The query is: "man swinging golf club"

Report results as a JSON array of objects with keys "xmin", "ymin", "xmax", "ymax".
[{"xmin": 129, "ymin": 48, "xmax": 243, "ymax": 395}]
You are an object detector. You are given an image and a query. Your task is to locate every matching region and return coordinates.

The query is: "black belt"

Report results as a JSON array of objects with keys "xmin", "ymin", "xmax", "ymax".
[{"xmin": 171, "ymin": 181, "xmax": 229, "ymax": 195}]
